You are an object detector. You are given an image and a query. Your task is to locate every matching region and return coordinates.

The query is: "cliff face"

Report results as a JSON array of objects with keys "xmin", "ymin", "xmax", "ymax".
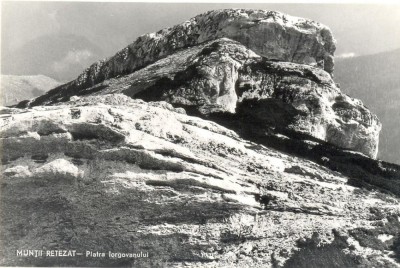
[
  {"xmin": 28, "ymin": 38, "xmax": 380, "ymax": 158},
  {"xmin": 1, "ymin": 94, "xmax": 399, "ymax": 267}
]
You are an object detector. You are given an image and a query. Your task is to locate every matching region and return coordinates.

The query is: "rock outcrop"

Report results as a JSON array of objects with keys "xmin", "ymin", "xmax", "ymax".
[
  {"xmin": 1, "ymin": 94, "xmax": 399, "ymax": 267},
  {"xmin": 28, "ymin": 9, "xmax": 335, "ymax": 99},
  {"xmin": 27, "ymin": 38, "xmax": 380, "ymax": 158}
]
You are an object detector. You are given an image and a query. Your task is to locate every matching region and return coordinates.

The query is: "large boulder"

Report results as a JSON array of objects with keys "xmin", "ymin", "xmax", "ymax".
[{"xmin": 26, "ymin": 38, "xmax": 380, "ymax": 158}]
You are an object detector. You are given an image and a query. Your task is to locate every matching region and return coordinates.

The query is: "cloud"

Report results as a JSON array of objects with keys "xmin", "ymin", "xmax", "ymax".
[
  {"xmin": 64, "ymin": 49, "xmax": 93, "ymax": 64},
  {"xmin": 336, "ymin": 52, "xmax": 356, "ymax": 59},
  {"xmin": 52, "ymin": 49, "xmax": 93, "ymax": 73}
]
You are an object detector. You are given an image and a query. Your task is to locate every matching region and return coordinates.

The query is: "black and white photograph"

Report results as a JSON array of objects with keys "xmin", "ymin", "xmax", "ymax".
[{"xmin": 0, "ymin": 1, "xmax": 400, "ymax": 267}]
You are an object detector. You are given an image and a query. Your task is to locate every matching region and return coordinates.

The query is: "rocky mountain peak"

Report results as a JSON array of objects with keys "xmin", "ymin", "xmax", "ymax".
[
  {"xmin": 22, "ymin": 12, "xmax": 377, "ymax": 159},
  {"xmin": 42, "ymin": 9, "xmax": 336, "ymax": 94}
]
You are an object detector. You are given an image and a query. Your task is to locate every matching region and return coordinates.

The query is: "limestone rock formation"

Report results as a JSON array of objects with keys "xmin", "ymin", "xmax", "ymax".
[
  {"xmin": 28, "ymin": 9, "xmax": 335, "ymax": 100},
  {"xmin": 27, "ymin": 38, "xmax": 380, "ymax": 158},
  {"xmin": 1, "ymin": 94, "xmax": 399, "ymax": 267}
]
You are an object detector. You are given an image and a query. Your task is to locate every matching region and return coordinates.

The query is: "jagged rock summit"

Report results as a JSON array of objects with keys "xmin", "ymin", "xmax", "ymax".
[
  {"xmin": 62, "ymin": 8, "xmax": 336, "ymax": 91},
  {"xmin": 27, "ymin": 8, "xmax": 336, "ymax": 100},
  {"xmin": 22, "ymin": 9, "xmax": 380, "ymax": 159}
]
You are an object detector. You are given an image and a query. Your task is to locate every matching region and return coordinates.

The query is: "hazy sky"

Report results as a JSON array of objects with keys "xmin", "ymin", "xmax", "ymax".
[{"xmin": 2, "ymin": 2, "xmax": 400, "ymax": 59}]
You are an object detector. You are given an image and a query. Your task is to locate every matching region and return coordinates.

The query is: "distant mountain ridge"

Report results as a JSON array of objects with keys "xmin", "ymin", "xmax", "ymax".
[
  {"xmin": 0, "ymin": 75, "xmax": 60, "ymax": 106},
  {"xmin": 1, "ymin": 34, "xmax": 105, "ymax": 82},
  {"xmin": 335, "ymin": 48, "xmax": 400, "ymax": 164}
]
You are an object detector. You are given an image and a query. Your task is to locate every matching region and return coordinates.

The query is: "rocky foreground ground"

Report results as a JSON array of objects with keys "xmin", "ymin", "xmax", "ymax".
[{"xmin": 1, "ymin": 94, "xmax": 400, "ymax": 267}]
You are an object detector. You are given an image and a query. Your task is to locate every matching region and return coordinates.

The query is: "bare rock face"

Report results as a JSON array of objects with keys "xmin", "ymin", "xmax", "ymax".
[
  {"xmin": 35, "ymin": 9, "xmax": 335, "ymax": 96},
  {"xmin": 1, "ymin": 94, "xmax": 400, "ymax": 267},
  {"xmin": 28, "ymin": 38, "xmax": 380, "ymax": 158},
  {"xmin": 236, "ymin": 59, "xmax": 381, "ymax": 158}
]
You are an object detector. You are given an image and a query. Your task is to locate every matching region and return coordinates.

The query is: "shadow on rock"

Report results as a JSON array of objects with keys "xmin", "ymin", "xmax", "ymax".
[{"xmin": 178, "ymin": 103, "xmax": 400, "ymax": 198}]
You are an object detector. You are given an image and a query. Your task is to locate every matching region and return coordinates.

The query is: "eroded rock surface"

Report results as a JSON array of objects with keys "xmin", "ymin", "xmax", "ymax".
[
  {"xmin": 28, "ymin": 38, "xmax": 380, "ymax": 158},
  {"xmin": 1, "ymin": 94, "xmax": 399, "ymax": 267}
]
